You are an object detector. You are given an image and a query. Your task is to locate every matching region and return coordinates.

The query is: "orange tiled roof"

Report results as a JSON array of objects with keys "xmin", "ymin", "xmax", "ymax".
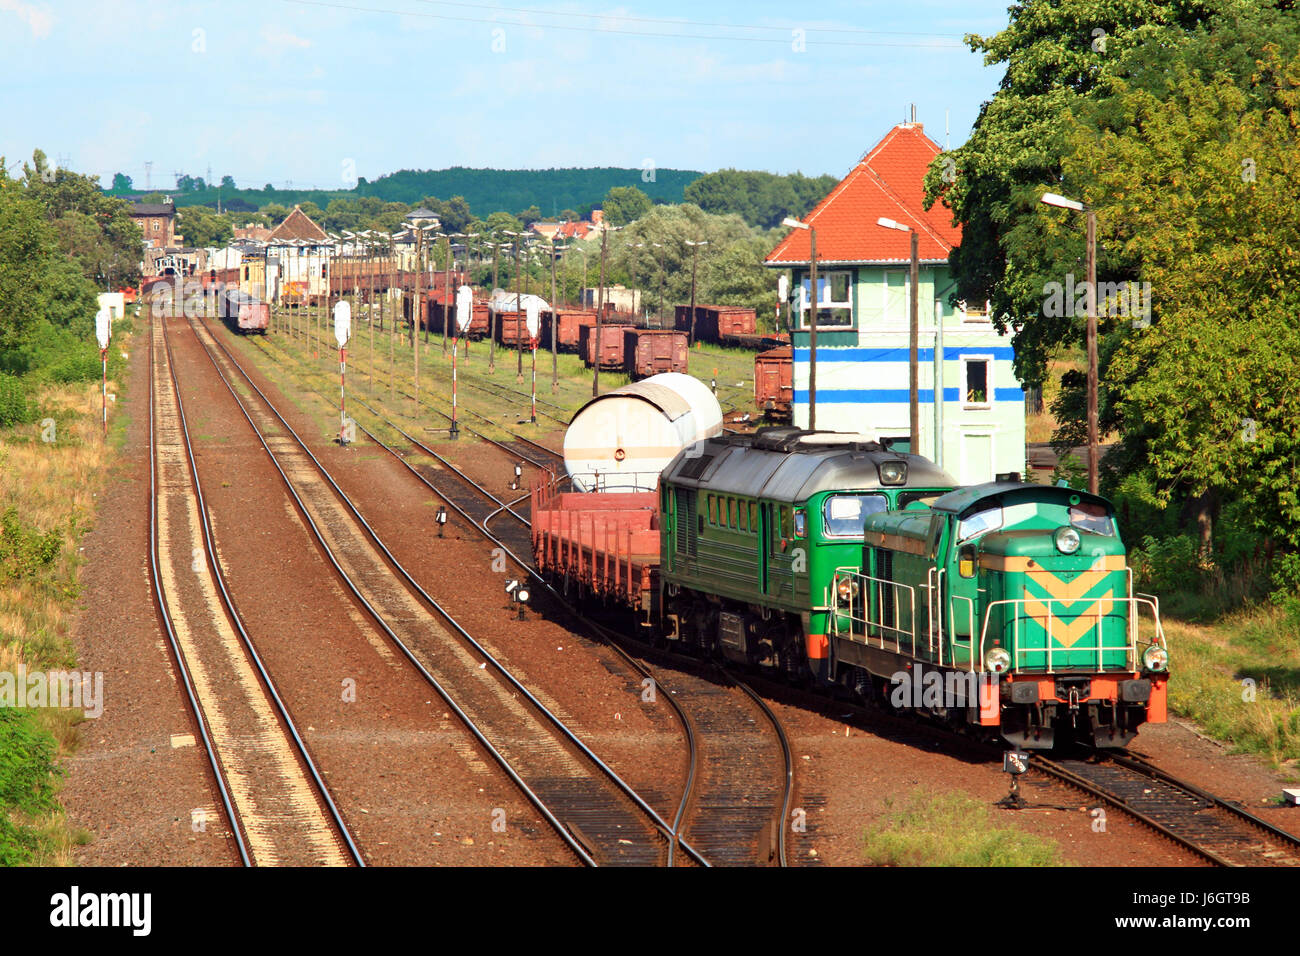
[{"xmin": 765, "ymin": 124, "xmax": 961, "ymax": 266}]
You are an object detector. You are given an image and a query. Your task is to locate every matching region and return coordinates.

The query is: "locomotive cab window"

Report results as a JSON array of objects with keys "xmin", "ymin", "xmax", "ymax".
[
  {"xmin": 822, "ymin": 494, "xmax": 888, "ymax": 537},
  {"xmin": 1070, "ymin": 501, "xmax": 1114, "ymax": 535},
  {"xmin": 957, "ymin": 506, "xmax": 1003, "ymax": 543}
]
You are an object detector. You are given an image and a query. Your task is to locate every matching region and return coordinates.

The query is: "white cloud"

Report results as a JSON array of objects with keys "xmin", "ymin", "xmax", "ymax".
[
  {"xmin": 261, "ymin": 25, "xmax": 312, "ymax": 51},
  {"xmin": 1, "ymin": 0, "xmax": 54, "ymax": 38}
]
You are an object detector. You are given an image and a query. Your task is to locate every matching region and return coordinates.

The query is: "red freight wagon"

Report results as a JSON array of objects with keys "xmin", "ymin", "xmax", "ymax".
[
  {"xmin": 494, "ymin": 310, "xmax": 537, "ymax": 348},
  {"xmin": 531, "ymin": 481, "xmax": 660, "ymax": 614},
  {"xmin": 673, "ymin": 304, "xmax": 759, "ymax": 344},
  {"xmin": 624, "ymin": 329, "xmax": 688, "ymax": 379},
  {"xmin": 430, "ymin": 299, "xmax": 491, "ymax": 339},
  {"xmin": 541, "ymin": 309, "xmax": 599, "ymax": 350},
  {"xmin": 754, "ymin": 346, "xmax": 793, "ymax": 421},
  {"xmin": 579, "ymin": 322, "xmax": 627, "ymax": 369}
]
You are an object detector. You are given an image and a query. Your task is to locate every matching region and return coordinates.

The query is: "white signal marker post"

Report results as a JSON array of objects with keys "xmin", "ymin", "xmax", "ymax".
[
  {"xmin": 334, "ymin": 301, "xmax": 352, "ymax": 445},
  {"xmin": 451, "ymin": 285, "xmax": 474, "ymax": 439},
  {"xmin": 525, "ymin": 298, "xmax": 540, "ymax": 424},
  {"xmin": 95, "ymin": 306, "xmax": 111, "ymax": 440}
]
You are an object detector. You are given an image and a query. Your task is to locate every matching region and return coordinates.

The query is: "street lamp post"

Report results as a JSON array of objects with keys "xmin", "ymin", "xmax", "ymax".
[
  {"xmin": 652, "ymin": 242, "xmax": 665, "ymax": 327},
  {"xmin": 878, "ymin": 217, "xmax": 921, "ymax": 451},
  {"xmin": 549, "ymin": 238, "xmax": 562, "ymax": 391},
  {"xmin": 782, "ymin": 217, "xmax": 818, "ymax": 430},
  {"xmin": 685, "ymin": 239, "xmax": 708, "ymax": 346},
  {"xmin": 1041, "ymin": 192, "xmax": 1099, "ymax": 495}
]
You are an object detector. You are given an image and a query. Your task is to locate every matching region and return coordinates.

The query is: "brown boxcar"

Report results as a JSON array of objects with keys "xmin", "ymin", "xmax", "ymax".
[
  {"xmin": 673, "ymin": 304, "xmax": 759, "ymax": 344},
  {"xmin": 494, "ymin": 310, "xmax": 537, "ymax": 348},
  {"xmin": 754, "ymin": 346, "xmax": 793, "ymax": 421},
  {"xmin": 624, "ymin": 329, "xmax": 688, "ymax": 379},
  {"xmin": 428, "ymin": 298, "xmax": 491, "ymax": 339},
  {"xmin": 579, "ymin": 323, "xmax": 627, "ymax": 369},
  {"xmin": 541, "ymin": 309, "xmax": 598, "ymax": 350}
]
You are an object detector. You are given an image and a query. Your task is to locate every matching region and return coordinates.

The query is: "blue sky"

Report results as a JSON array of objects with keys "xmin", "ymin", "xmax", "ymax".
[{"xmin": 1, "ymin": 0, "xmax": 1013, "ymax": 191}]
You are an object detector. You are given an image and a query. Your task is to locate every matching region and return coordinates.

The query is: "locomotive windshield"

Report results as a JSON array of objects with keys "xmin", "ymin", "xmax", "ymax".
[
  {"xmin": 822, "ymin": 493, "xmax": 888, "ymax": 537},
  {"xmin": 1070, "ymin": 501, "xmax": 1114, "ymax": 535}
]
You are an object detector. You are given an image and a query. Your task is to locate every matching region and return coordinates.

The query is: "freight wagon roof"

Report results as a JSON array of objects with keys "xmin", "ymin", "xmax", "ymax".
[{"xmin": 664, "ymin": 431, "xmax": 954, "ymax": 503}]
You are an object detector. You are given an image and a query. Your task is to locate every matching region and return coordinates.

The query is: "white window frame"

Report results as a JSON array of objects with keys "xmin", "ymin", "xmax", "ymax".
[
  {"xmin": 961, "ymin": 355, "xmax": 994, "ymax": 409},
  {"xmin": 799, "ymin": 269, "xmax": 853, "ymax": 330}
]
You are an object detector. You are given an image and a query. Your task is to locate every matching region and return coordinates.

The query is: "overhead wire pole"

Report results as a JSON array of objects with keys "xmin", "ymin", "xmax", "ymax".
[
  {"xmin": 507, "ymin": 231, "xmax": 524, "ymax": 383},
  {"xmin": 489, "ymin": 240, "xmax": 500, "ymax": 373},
  {"xmin": 549, "ymin": 237, "xmax": 560, "ymax": 392},
  {"xmin": 877, "ymin": 217, "xmax": 921, "ymax": 448},
  {"xmin": 685, "ymin": 239, "xmax": 708, "ymax": 345},
  {"xmin": 593, "ymin": 225, "xmax": 610, "ymax": 396}
]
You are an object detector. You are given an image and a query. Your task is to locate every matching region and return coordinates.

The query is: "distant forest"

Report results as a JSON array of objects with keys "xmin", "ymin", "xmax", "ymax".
[
  {"xmin": 102, "ymin": 165, "xmax": 837, "ymax": 230},
  {"xmin": 105, "ymin": 167, "xmax": 704, "ymax": 220}
]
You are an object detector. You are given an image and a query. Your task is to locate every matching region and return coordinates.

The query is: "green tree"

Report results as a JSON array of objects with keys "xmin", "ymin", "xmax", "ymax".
[
  {"xmin": 602, "ymin": 186, "xmax": 651, "ymax": 226},
  {"xmin": 1057, "ymin": 15, "xmax": 1300, "ymax": 552},
  {"xmin": 920, "ymin": 0, "xmax": 1230, "ymax": 390},
  {"xmin": 177, "ymin": 205, "xmax": 233, "ymax": 248},
  {"xmin": 111, "ymin": 172, "xmax": 133, "ymax": 192}
]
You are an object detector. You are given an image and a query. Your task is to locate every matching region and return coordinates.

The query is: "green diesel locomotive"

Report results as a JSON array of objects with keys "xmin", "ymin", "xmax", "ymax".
[
  {"xmin": 659, "ymin": 427, "xmax": 956, "ymax": 682},
  {"xmin": 835, "ymin": 481, "xmax": 1169, "ymax": 747}
]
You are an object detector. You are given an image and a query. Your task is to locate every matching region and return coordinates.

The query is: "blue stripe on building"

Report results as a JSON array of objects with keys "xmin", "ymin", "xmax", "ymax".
[
  {"xmin": 793, "ymin": 387, "xmax": 1025, "ymax": 404},
  {"xmin": 793, "ymin": 347, "xmax": 1016, "ymax": 362}
]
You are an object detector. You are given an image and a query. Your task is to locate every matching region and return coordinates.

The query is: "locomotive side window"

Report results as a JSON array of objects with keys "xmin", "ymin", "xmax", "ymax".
[
  {"xmin": 749, "ymin": 502, "xmax": 758, "ymax": 531},
  {"xmin": 708, "ymin": 495, "xmax": 717, "ymax": 525},
  {"xmin": 958, "ymin": 544, "xmax": 977, "ymax": 578},
  {"xmin": 822, "ymin": 494, "xmax": 888, "ymax": 537},
  {"xmin": 957, "ymin": 506, "xmax": 1002, "ymax": 542},
  {"xmin": 739, "ymin": 500, "xmax": 748, "ymax": 532},
  {"xmin": 729, "ymin": 498, "xmax": 738, "ymax": 529}
]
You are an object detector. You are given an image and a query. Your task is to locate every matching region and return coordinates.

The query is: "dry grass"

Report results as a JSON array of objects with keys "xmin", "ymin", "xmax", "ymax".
[{"xmin": 0, "ymin": 345, "xmax": 129, "ymax": 865}]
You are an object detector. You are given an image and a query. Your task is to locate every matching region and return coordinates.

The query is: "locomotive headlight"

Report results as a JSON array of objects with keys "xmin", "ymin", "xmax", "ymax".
[
  {"xmin": 1142, "ymin": 645, "xmax": 1169, "ymax": 672},
  {"xmin": 1054, "ymin": 526, "xmax": 1081, "ymax": 554},
  {"xmin": 878, "ymin": 460, "xmax": 908, "ymax": 486},
  {"xmin": 836, "ymin": 577, "xmax": 855, "ymax": 603},
  {"xmin": 984, "ymin": 646, "xmax": 1012, "ymax": 674}
]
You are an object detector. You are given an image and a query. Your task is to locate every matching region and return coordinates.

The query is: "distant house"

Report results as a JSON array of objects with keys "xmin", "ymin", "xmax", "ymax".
[
  {"xmin": 764, "ymin": 122, "xmax": 1025, "ymax": 483},
  {"xmin": 129, "ymin": 199, "xmax": 178, "ymax": 250},
  {"xmin": 266, "ymin": 205, "xmax": 330, "ymax": 304}
]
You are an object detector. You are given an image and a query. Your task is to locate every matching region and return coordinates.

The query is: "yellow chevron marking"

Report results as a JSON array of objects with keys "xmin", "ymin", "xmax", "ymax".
[{"xmin": 1023, "ymin": 590, "xmax": 1114, "ymax": 647}]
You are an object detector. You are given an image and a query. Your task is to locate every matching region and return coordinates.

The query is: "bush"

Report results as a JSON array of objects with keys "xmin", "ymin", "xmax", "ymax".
[
  {"xmin": 0, "ymin": 709, "xmax": 60, "ymax": 866},
  {"xmin": 0, "ymin": 508, "xmax": 62, "ymax": 580},
  {"xmin": 0, "ymin": 374, "xmax": 28, "ymax": 427}
]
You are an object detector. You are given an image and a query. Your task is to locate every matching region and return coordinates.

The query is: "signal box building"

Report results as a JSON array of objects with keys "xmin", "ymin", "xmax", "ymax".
[{"xmin": 764, "ymin": 122, "xmax": 1025, "ymax": 484}]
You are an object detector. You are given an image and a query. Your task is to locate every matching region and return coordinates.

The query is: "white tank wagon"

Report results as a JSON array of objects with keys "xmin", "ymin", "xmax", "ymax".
[{"xmin": 563, "ymin": 372, "xmax": 723, "ymax": 492}]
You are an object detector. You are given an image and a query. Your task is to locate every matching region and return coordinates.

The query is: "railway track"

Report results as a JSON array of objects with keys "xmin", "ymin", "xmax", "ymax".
[
  {"xmin": 237, "ymin": 322, "xmax": 798, "ymax": 864},
  {"xmin": 149, "ymin": 313, "xmax": 362, "ymax": 867},
  {"xmin": 297, "ymin": 369, "xmax": 798, "ymax": 866},
  {"xmin": 190, "ymin": 314, "xmax": 694, "ymax": 866},
  {"xmin": 1030, "ymin": 751, "xmax": 1300, "ymax": 867}
]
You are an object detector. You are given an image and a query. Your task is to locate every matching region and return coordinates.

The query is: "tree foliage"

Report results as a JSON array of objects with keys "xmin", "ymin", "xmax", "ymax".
[
  {"xmin": 922, "ymin": 0, "xmax": 1226, "ymax": 389},
  {"xmin": 684, "ymin": 169, "xmax": 837, "ymax": 229},
  {"xmin": 601, "ymin": 186, "xmax": 652, "ymax": 226},
  {"xmin": 1061, "ymin": 13, "xmax": 1300, "ymax": 547}
]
